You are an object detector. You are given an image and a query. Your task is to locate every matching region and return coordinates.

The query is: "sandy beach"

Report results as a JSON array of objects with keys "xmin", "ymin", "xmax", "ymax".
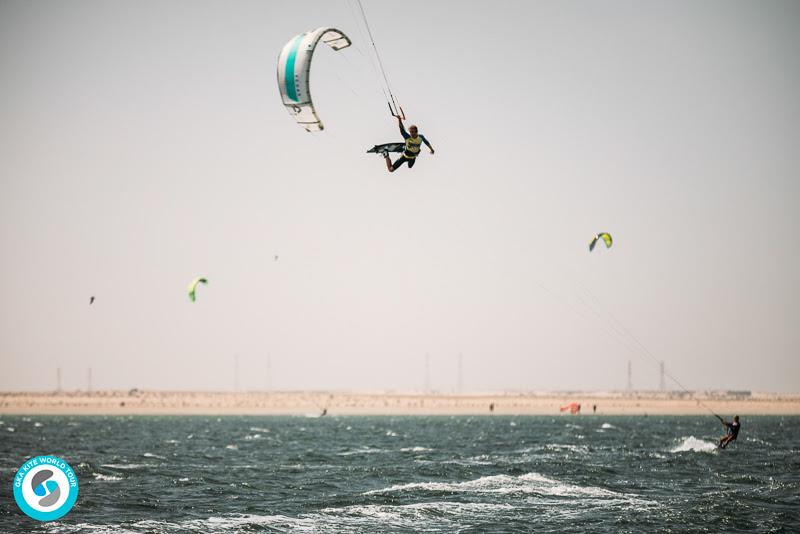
[{"xmin": 1, "ymin": 390, "xmax": 798, "ymax": 416}]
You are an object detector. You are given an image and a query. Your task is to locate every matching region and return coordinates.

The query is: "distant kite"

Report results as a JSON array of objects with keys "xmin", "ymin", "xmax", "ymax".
[
  {"xmin": 560, "ymin": 402, "xmax": 581, "ymax": 414},
  {"xmin": 187, "ymin": 277, "xmax": 208, "ymax": 302},
  {"xmin": 589, "ymin": 232, "xmax": 613, "ymax": 252},
  {"xmin": 274, "ymin": 255, "xmax": 279, "ymax": 261},
  {"xmin": 89, "ymin": 296, "xmax": 95, "ymax": 305}
]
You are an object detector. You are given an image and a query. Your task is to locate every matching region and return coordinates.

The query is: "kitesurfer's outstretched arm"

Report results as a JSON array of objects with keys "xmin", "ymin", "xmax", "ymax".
[
  {"xmin": 420, "ymin": 134, "xmax": 434, "ymax": 154},
  {"xmin": 398, "ymin": 117, "xmax": 434, "ymax": 154},
  {"xmin": 398, "ymin": 117, "xmax": 409, "ymax": 139}
]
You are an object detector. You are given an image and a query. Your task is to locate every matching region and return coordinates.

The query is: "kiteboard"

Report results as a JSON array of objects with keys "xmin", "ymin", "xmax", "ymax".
[{"xmin": 367, "ymin": 142, "xmax": 405, "ymax": 154}]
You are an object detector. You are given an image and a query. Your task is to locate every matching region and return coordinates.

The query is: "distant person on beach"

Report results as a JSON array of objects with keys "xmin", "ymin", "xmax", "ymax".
[
  {"xmin": 717, "ymin": 415, "xmax": 740, "ymax": 449},
  {"xmin": 593, "ymin": 404, "xmax": 597, "ymax": 414},
  {"xmin": 382, "ymin": 116, "xmax": 434, "ymax": 172},
  {"xmin": 489, "ymin": 403, "xmax": 495, "ymax": 414}
]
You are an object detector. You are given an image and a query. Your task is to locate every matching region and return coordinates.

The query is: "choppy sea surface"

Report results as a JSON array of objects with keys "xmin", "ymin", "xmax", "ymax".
[{"xmin": 1, "ymin": 415, "xmax": 798, "ymax": 533}]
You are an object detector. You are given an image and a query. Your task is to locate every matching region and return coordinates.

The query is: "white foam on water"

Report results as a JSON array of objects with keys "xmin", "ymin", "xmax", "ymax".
[
  {"xmin": 437, "ymin": 457, "xmax": 494, "ymax": 466},
  {"xmin": 337, "ymin": 446, "xmax": 387, "ymax": 456},
  {"xmin": 37, "ymin": 494, "xmax": 653, "ymax": 533},
  {"xmin": 364, "ymin": 471, "xmax": 652, "ymax": 505},
  {"xmin": 601, "ymin": 423, "xmax": 616, "ymax": 429},
  {"xmin": 545, "ymin": 443, "xmax": 589, "ymax": 454},
  {"xmin": 671, "ymin": 436, "xmax": 718, "ymax": 453},
  {"xmin": 94, "ymin": 473, "xmax": 124, "ymax": 481},
  {"xmin": 162, "ymin": 503, "xmax": 516, "ymax": 532},
  {"xmin": 143, "ymin": 452, "xmax": 166, "ymax": 460},
  {"xmin": 100, "ymin": 463, "xmax": 151, "ymax": 470},
  {"xmin": 400, "ymin": 446, "xmax": 432, "ymax": 452},
  {"xmin": 248, "ymin": 426, "xmax": 270, "ymax": 433},
  {"xmin": 225, "ymin": 444, "xmax": 238, "ymax": 450}
]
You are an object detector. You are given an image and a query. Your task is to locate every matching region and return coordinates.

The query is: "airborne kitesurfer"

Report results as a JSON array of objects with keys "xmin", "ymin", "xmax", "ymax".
[{"xmin": 383, "ymin": 116, "xmax": 434, "ymax": 172}]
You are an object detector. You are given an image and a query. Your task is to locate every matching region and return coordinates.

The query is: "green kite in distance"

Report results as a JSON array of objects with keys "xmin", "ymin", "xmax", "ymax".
[
  {"xmin": 589, "ymin": 233, "xmax": 613, "ymax": 252},
  {"xmin": 187, "ymin": 277, "xmax": 208, "ymax": 302}
]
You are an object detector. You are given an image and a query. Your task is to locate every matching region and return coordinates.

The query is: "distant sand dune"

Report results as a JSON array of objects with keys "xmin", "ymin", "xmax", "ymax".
[{"xmin": 1, "ymin": 390, "xmax": 798, "ymax": 416}]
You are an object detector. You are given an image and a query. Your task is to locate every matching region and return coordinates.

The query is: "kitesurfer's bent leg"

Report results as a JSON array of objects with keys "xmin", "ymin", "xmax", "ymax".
[{"xmin": 386, "ymin": 154, "xmax": 412, "ymax": 173}]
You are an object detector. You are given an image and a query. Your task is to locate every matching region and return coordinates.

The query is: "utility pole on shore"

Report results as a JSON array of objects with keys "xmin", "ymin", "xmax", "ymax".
[
  {"xmin": 424, "ymin": 353, "xmax": 430, "ymax": 392},
  {"xmin": 56, "ymin": 367, "xmax": 62, "ymax": 393},
  {"xmin": 626, "ymin": 360, "xmax": 632, "ymax": 392},
  {"xmin": 234, "ymin": 354, "xmax": 240, "ymax": 392},
  {"xmin": 457, "ymin": 353, "xmax": 463, "ymax": 393},
  {"xmin": 659, "ymin": 361, "xmax": 665, "ymax": 392},
  {"xmin": 266, "ymin": 353, "xmax": 272, "ymax": 391},
  {"xmin": 87, "ymin": 367, "xmax": 92, "ymax": 394}
]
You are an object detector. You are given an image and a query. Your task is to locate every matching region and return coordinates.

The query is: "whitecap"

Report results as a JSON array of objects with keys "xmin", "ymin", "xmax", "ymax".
[
  {"xmin": 545, "ymin": 444, "xmax": 588, "ymax": 454},
  {"xmin": 94, "ymin": 473, "xmax": 123, "ymax": 481},
  {"xmin": 364, "ymin": 471, "xmax": 651, "ymax": 503},
  {"xmin": 400, "ymin": 446, "xmax": 433, "ymax": 452},
  {"xmin": 670, "ymin": 436, "xmax": 718, "ymax": 453},
  {"xmin": 100, "ymin": 463, "xmax": 150, "ymax": 470},
  {"xmin": 337, "ymin": 447, "xmax": 386, "ymax": 456}
]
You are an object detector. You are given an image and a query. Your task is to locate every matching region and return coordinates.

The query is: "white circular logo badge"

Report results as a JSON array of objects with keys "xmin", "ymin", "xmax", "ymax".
[{"xmin": 13, "ymin": 455, "xmax": 79, "ymax": 521}]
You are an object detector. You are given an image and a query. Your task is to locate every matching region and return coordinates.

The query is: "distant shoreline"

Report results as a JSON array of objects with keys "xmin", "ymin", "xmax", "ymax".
[{"xmin": 2, "ymin": 390, "xmax": 799, "ymax": 416}]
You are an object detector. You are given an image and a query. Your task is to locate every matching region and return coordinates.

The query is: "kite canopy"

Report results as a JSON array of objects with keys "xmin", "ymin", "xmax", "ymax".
[
  {"xmin": 187, "ymin": 277, "xmax": 207, "ymax": 302},
  {"xmin": 560, "ymin": 402, "xmax": 581, "ymax": 414},
  {"xmin": 589, "ymin": 232, "xmax": 613, "ymax": 252},
  {"xmin": 277, "ymin": 27, "xmax": 352, "ymax": 132}
]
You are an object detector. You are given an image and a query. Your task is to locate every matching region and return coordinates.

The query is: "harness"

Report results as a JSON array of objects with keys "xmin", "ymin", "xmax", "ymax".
[{"xmin": 404, "ymin": 136, "xmax": 423, "ymax": 158}]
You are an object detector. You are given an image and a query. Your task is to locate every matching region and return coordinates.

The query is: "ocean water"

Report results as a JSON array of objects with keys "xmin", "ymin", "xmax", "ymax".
[{"xmin": 0, "ymin": 415, "xmax": 798, "ymax": 533}]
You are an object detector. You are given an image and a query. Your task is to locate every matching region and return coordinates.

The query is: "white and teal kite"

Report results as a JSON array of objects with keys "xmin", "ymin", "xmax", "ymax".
[{"xmin": 277, "ymin": 27, "xmax": 352, "ymax": 132}]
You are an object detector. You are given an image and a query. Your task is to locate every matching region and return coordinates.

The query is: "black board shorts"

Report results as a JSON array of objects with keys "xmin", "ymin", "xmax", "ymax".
[{"xmin": 392, "ymin": 155, "xmax": 416, "ymax": 170}]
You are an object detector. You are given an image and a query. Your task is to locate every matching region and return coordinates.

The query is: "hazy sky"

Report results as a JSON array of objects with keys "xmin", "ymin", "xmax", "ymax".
[{"xmin": 1, "ymin": 0, "xmax": 798, "ymax": 393}]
